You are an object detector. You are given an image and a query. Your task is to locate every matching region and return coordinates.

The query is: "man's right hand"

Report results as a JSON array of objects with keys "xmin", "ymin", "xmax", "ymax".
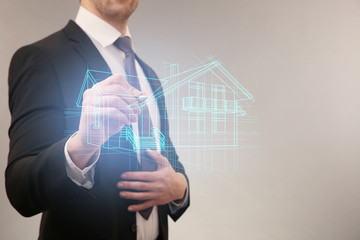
[{"xmin": 67, "ymin": 74, "xmax": 143, "ymax": 169}]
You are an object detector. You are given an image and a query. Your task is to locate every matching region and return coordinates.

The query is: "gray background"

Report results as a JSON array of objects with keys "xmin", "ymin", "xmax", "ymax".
[{"xmin": 1, "ymin": 0, "xmax": 360, "ymax": 239}]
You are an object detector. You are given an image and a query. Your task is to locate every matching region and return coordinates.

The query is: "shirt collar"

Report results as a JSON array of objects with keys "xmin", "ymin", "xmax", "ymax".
[{"xmin": 75, "ymin": 6, "xmax": 132, "ymax": 48}]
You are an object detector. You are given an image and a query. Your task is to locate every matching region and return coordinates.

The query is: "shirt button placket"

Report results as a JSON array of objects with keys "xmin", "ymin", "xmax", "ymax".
[{"xmin": 130, "ymin": 223, "xmax": 137, "ymax": 233}]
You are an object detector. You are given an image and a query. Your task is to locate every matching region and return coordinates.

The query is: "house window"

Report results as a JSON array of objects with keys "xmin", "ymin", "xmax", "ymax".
[
  {"xmin": 189, "ymin": 81, "xmax": 205, "ymax": 98},
  {"xmin": 212, "ymin": 113, "xmax": 226, "ymax": 133},
  {"xmin": 189, "ymin": 112, "xmax": 205, "ymax": 133},
  {"xmin": 189, "ymin": 81, "xmax": 205, "ymax": 110},
  {"xmin": 188, "ymin": 82, "xmax": 206, "ymax": 133},
  {"xmin": 166, "ymin": 64, "xmax": 180, "ymax": 119},
  {"xmin": 211, "ymin": 84, "xmax": 226, "ymax": 111}
]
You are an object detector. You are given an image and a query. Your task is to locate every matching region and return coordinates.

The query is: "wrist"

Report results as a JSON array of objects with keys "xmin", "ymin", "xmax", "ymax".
[
  {"xmin": 174, "ymin": 173, "xmax": 187, "ymax": 200},
  {"xmin": 67, "ymin": 133, "xmax": 100, "ymax": 169}
]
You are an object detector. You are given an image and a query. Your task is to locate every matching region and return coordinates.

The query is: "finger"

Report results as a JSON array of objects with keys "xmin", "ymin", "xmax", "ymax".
[
  {"xmin": 84, "ymin": 107, "xmax": 131, "ymax": 126},
  {"xmin": 93, "ymin": 96, "xmax": 138, "ymax": 122},
  {"xmin": 91, "ymin": 85, "xmax": 142, "ymax": 114},
  {"xmin": 84, "ymin": 85, "xmax": 143, "ymax": 114},
  {"xmin": 95, "ymin": 74, "xmax": 146, "ymax": 99},
  {"xmin": 109, "ymin": 74, "xmax": 147, "ymax": 97},
  {"xmin": 146, "ymin": 149, "xmax": 169, "ymax": 168},
  {"xmin": 117, "ymin": 181, "xmax": 152, "ymax": 191},
  {"xmin": 106, "ymin": 107, "xmax": 133, "ymax": 125},
  {"xmin": 121, "ymin": 171, "xmax": 156, "ymax": 181},
  {"xmin": 119, "ymin": 191, "xmax": 154, "ymax": 201},
  {"xmin": 128, "ymin": 200, "xmax": 157, "ymax": 212},
  {"xmin": 107, "ymin": 89, "xmax": 142, "ymax": 114}
]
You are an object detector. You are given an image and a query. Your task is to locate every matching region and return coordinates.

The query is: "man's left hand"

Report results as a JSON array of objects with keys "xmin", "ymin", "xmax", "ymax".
[{"xmin": 116, "ymin": 149, "xmax": 187, "ymax": 212}]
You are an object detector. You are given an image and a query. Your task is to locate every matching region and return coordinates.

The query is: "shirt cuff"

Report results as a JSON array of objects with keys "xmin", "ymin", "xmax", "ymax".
[
  {"xmin": 168, "ymin": 174, "xmax": 189, "ymax": 214},
  {"xmin": 64, "ymin": 132, "xmax": 100, "ymax": 189}
]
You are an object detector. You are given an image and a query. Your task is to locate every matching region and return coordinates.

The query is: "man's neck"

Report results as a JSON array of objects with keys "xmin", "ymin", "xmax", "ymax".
[{"xmin": 80, "ymin": 3, "xmax": 128, "ymax": 35}]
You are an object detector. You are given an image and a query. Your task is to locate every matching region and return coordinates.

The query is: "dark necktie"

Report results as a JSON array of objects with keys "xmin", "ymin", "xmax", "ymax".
[{"xmin": 115, "ymin": 36, "xmax": 157, "ymax": 220}]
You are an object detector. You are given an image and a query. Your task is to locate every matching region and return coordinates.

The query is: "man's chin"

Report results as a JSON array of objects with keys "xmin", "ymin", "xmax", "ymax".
[{"xmin": 99, "ymin": 5, "xmax": 136, "ymax": 20}]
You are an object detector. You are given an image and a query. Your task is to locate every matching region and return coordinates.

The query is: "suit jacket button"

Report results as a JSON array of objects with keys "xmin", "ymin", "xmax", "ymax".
[{"xmin": 131, "ymin": 223, "xmax": 137, "ymax": 233}]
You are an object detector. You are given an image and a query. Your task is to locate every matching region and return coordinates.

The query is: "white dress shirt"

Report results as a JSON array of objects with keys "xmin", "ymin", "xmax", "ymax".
[{"xmin": 63, "ymin": 6, "xmax": 187, "ymax": 240}]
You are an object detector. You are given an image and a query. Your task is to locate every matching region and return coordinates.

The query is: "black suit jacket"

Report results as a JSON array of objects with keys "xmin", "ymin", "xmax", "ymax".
[{"xmin": 6, "ymin": 20, "xmax": 189, "ymax": 240}]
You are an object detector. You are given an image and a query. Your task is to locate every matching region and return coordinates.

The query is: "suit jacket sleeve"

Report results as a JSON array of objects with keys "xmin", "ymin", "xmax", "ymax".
[
  {"xmin": 6, "ymin": 45, "xmax": 88, "ymax": 217},
  {"xmin": 163, "ymin": 137, "xmax": 190, "ymax": 222}
]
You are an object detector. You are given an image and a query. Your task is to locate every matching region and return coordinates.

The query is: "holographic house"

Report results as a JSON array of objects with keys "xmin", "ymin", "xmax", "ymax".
[
  {"xmin": 67, "ymin": 58, "xmax": 254, "ymax": 153},
  {"xmin": 158, "ymin": 58, "xmax": 254, "ymax": 151}
]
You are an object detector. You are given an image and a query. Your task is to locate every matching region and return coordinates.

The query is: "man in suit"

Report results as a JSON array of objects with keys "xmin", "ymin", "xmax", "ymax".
[{"xmin": 6, "ymin": 0, "xmax": 190, "ymax": 239}]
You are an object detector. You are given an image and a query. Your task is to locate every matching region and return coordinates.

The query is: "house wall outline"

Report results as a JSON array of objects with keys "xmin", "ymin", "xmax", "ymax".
[{"xmin": 66, "ymin": 58, "xmax": 255, "ymax": 154}]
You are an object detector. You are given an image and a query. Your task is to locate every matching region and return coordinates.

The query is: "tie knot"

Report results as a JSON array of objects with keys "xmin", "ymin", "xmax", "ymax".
[{"xmin": 114, "ymin": 36, "xmax": 134, "ymax": 54}]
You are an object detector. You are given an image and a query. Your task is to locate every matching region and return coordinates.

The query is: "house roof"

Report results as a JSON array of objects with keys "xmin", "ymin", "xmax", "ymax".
[
  {"xmin": 76, "ymin": 59, "xmax": 254, "ymax": 115},
  {"xmin": 142, "ymin": 59, "xmax": 254, "ymax": 115}
]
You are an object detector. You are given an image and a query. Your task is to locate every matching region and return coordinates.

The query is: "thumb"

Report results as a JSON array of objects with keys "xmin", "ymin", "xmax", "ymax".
[{"xmin": 146, "ymin": 149, "xmax": 169, "ymax": 169}]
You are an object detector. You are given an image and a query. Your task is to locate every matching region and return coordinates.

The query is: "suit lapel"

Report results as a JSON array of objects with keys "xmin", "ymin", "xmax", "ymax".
[
  {"xmin": 135, "ymin": 55, "xmax": 170, "ymax": 158},
  {"xmin": 62, "ymin": 20, "xmax": 111, "ymax": 77},
  {"xmin": 135, "ymin": 55, "xmax": 167, "ymax": 125}
]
